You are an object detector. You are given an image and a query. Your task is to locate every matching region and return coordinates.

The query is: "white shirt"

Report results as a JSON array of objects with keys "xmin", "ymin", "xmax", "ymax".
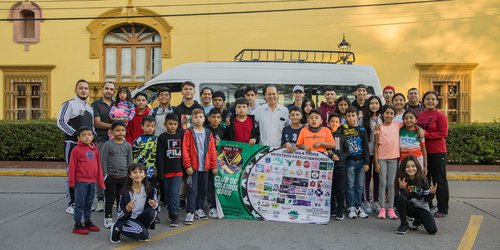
[{"xmin": 254, "ymin": 103, "xmax": 290, "ymax": 147}]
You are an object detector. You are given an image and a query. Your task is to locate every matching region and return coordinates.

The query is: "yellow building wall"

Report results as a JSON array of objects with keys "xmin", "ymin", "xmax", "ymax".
[{"xmin": 0, "ymin": 0, "xmax": 498, "ymax": 122}]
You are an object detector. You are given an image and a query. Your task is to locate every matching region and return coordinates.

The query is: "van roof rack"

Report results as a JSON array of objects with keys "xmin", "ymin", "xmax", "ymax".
[{"xmin": 234, "ymin": 49, "xmax": 355, "ymax": 64}]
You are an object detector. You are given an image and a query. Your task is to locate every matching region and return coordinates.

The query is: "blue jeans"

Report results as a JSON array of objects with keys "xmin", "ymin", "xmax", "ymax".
[
  {"xmin": 346, "ymin": 159, "xmax": 365, "ymax": 208},
  {"xmin": 163, "ymin": 176, "xmax": 183, "ymax": 215},
  {"xmin": 186, "ymin": 171, "xmax": 208, "ymax": 213},
  {"xmin": 74, "ymin": 182, "xmax": 95, "ymax": 225}
]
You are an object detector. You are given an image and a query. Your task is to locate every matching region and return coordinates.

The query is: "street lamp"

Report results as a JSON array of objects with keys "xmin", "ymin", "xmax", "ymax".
[{"xmin": 337, "ymin": 33, "xmax": 352, "ymax": 64}]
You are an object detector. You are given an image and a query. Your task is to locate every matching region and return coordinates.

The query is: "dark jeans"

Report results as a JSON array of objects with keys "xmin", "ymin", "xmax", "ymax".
[
  {"xmin": 64, "ymin": 141, "xmax": 77, "ymax": 206},
  {"xmin": 427, "ymin": 153, "xmax": 449, "ymax": 214},
  {"xmin": 163, "ymin": 176, "xmax": 182, "ymax": 215},
  {"xmin": 74, "ymin": 182, "xmax": 95, "ymax": 225},
  {"xmin": 332, "ymin": 166, "xmax": 346, "ymax": 214},
  {"xmin": 346, "ymin": 159, "xmax": 365, "ymax": 208},
  {"xmin": 116, "ymin": 207, "xmax": 156, "ymax": 241},
  {"xmin": 207, "ymin": 171, "xmax": 216, "ymax": 209},
  {"xmin": 105, "ymin": 176, "xmax": 127, "ymax": 218},
  {"xmin": 396, "ymin": 195, "xmax": 437, "ymax": 234},
  {"xmin": 186, "ymin": 171, "xmax": 208, "ymax": 213},
  {"xmin": 363, "ymin": 156, "xmax": 379, "ymax": 202}
]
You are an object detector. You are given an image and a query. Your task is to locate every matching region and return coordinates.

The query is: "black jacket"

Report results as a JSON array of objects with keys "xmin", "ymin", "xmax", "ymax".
[
  {"xmin": 116, "ymin": 186, "xmax": 160, "ymax": 228},
  {"xmin": 331, "ymin": 130, "xmax": 350, "ymax": 168}
]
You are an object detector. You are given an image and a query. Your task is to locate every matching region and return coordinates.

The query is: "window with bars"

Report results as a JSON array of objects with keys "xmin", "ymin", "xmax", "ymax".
[
  {"xmin": 433, "ymin": 81, "xmax": 461, "ymax": 123},
  {"xmin": 103, "ymin": 24, "xmax": 162, "ymax": 82}
]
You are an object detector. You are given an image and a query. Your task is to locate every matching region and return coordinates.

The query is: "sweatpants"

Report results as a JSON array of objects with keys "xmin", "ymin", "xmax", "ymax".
[
  {"xmin": 105, "ymin": 176, "xmax": 127, "ymax": 218},
  {"xmin": 396, "ymin": 195, "xmax": 437, "ymax": 234},
  {"xmin": 363, "ymin": 156, "xmax": 379, "ymax": 202},
  {"xmin": 74, "ymin": 182, "xmax": 95, "ymax": 225},
  {"xmin": 378, "ymin": 158, "xmax": 398, "ymax": 209},
  {"xmin": 332, "ymin": 166, "xmax": 346, "ymax": 214},
  {"xmin": 186, "ymin": 171, "xmax": 208, "ymax": 213},
  {"xmin": 114, "ymin": 207, "xmax": 157, "ymax": 241},
  {"xmin": 95, "ymin": 140, "xmax": 108, "ymax": 201},
  {"xmin": 64, "ymin": 141, "xmax": 77, "ymax": 206},
  {"xmin": 427, "ymin": 153, "xmax": 449, "ymax": 214}
]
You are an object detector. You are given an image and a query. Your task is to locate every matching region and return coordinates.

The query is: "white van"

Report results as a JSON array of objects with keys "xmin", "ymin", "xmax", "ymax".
[{"xmin": 132, "ymin": 61, "xmax": 382, "ymax": 107}]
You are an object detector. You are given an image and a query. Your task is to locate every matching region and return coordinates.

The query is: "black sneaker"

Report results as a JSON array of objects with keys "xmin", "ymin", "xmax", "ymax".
[
  {"xmin": 170, "ymin": 216, "xmax": 179, "ymax": 227},
  {"xmin": 409, "ymin": 218, "xmax": 421, "ymax": 230},
  {"xmin": 396, "ymin": 224, "xmax": 409, "ymax": 235},
  {"xmin": 333, "ymin": 211, "xmax": 345, "ymax": 221},
  {"xmin": 110, "ymin": 223, "xmax": 121, "ymax": 243}
]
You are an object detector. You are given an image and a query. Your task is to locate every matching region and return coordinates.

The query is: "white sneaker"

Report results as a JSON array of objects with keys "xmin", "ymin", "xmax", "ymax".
[
  {"xmin": 185, "ymin": 212, "xmax": 194, "ymax": 225},
  {"xmin": 373, "ymin": 202, "xmax": 381, "ymax": 212},
  {"xmin": 95, "ymin": 200, "xmax": 104, "ymax": 212},
  {"xmin": 348, "ymin": 207, "xmax": 357, "ymax": 219},
  {"xmin": 357, "ymin": 207, "xmax": 369, "ymax": 218},
  {"xmin": 208, "ymin": 208, "xmax": 218, "ymax": 219},
  {"xmin": 364, "ymin": 202, "xmax": 373, "ymax": 214},
  {"xmin": 65, "ymin": 203, "xmax": 75, "ymax": 215},
  {"xmin": 195, "ymin": 209, "xmax": 208, "ymax": 220},
  {"xmin": 104, "ymin": 218, "xmax": 113, "ymax": 229}
]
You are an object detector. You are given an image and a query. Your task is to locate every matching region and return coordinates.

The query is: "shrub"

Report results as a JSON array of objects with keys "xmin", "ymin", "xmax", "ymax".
[{"xmin": 447, "ymin": 123, "xmax": 500, "ymax": 164}]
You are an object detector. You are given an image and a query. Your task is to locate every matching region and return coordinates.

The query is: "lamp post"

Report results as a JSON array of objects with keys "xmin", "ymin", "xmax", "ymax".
[{"xmin": 338, "ymin": 33, "xmax": 352, "ymax": 64}]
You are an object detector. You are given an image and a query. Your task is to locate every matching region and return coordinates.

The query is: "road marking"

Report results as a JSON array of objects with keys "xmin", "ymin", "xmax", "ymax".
[
  {"xmin": 113, "ymin": 219, "xmax": 213, "ymax": 250},
  {"xmin": 457, "ymin": 215, "xmax": 483, "ymax": 250}
]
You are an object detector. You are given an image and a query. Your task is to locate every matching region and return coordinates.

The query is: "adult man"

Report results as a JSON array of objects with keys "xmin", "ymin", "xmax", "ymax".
[
  {"xmin": 254, "ymin": 85, "xmax": 290, "ymax": 147},
  {"xmin": 318, "ymin": 86, "xmax": 337, "ymax": 126},
  {"xmin": 57, "ymin": 79, "xmax": 95, "ymax": 215},
  {"xmin": 286, "ymin": 85, "xmax": 305, "ymax": 110},
  {"xmin": 176, "ymin": 81, "xmax": 204, "ymax": 130},
  {"xmin": 91, "ymin": 81, "xmax": 115, "ymax": 212},
  {"xmin": 382, "ymin": 85, "xmax": 395, "ymax": 109},
  {"xmin": 200, "ymin": 87, "xmax": 213, "ymax": 114},
  {"xmin": 404, "ymin": 88, "xmax": 424, "ymax": 116}
]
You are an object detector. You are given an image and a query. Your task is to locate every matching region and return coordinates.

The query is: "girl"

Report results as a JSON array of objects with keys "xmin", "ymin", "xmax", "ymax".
[
  {"xmin": 110, "ymin": 163, "xmax": 159, "ymax": 244},
  {"xmin": 391, "ymin": 93, "xmax": 406, "ymax": 123},
  {"xmin": 335, "ymin": 96, "xmax": 351, "ymax": 125},
  {"xmin": 110, "ymin": 86, "xmax": 136, "ymax": 125},
  {"xmin": 374, "ymin": 105, "xmax": 401, "ymax": 219},
  {"xmin": 417, "ymin": 91, "xmax": 449, "ymax": 218},
  {"xmin": 300, "ymin": 98, "xmax": 316, "ymax": 124},
  {"xmin": 400, "ymin": 110, "xmax": 428, "ymax": 175},
  {"xmin": 395, "ymin": 156, "xmax": 437, "ymax": 235},
  {"xmin": 361, "ymin": 96, "xmax": 383, "ymax": 214}
]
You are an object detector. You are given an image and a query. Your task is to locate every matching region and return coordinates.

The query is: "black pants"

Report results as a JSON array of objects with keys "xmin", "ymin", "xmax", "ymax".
[
  {"xmin": 332, "ymin": 166, "xmax": 346, "ymax": 214},
  {"xmin": 396, "ymin": 195, "xmax": 437, "ymax": 234},
  {"xmin": 427, "ymin": 153, "xmax": 449, "ymax": 214},
  {"xmin": 207, "ymin": 171, "xmax": 216, "ymax": 209},
  {"xmin": 105, "ymin": 176, "xmax": 127, "ymax": 218},
  {"xmin": 115, "ymin": 207, "xmax": 157, "ymax": 241},
  {"xmin": 64, "ymin": 141, "xmax": 77, "ymax": 206}
]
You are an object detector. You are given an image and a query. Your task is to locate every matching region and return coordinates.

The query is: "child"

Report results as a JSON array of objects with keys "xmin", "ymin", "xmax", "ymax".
[
  {"xmin": 224, "ymin": 97, "xmax": 259, "ymax": 145},
  {"xmin": 68, "ymin": 126, "xmax": 105, "ymax": 235},
  {"xmin": 206, "ymin": 108, "xmax": 225, "ymax": 218},
  {"xmin": 395, "ymin": 156, "xmax": 437, "ymax": 235},
  {"xmin": 300, "ymin": 98, "xmax": 315, "ymax": 125},
  {"xmin": 110, "ymin": 163, "xmax": 160, "ymax": 243},
  {"xmin": 126, "ymin": 91, "xmax": 151, "ymax": 145},
  {"xmin": 151, "ymin": 87, "xmax": 177, "ymax": 136},
  {"xmin": 282, "ymin": 106, "xmax": 304, "ymax": 152},
  {"xmin": 374, "ymin": 105, "xmax": 402, "ymax": 219},
  {"xmin": 352, "ymin": 84, "xmax": 368, "ymax": 118},
  {"xmin": 361, "ymin": 96, "xmax": 383, "ymax": 214},
  {"xmin": 132, "ymin": 116, "xmax": 157, "ymax": 184},
  {"xmin": 109, "ymin": 86, "xmax": 135, "ymax": 124},
  {"xmin": 335, "ymin": 96, "xmax": 351, "ymax": 125},
  {"xmin": 392, "ymin": 93, "xmax": 406, "ymax": 123},
  {"xmin": 400, "ymin": 110, "xmax": 427, "ymax": 175},
  {"xmin": 182, "ymin": 109, "xmax": 218, "ymax": 225},
  {"xmin": 342, "ymin": 107, "xmax": 370, "ymax": 219},
  {"xmin": 156, "ymin": 113, "xmax": 184, "ymax": 227},
  {"xmin": 212, "ymin": 91, "xmax": 229, "ymax": 122},
  {"xmin": 101, "ymin": 120, "xmax": 133, "ymax": 229},
  {"xmin": 328, "ymin": 114, "xmax": 349, "ymax": 220},
  {"xmin": 296, "ymin": 109, "xmax": 335, "ymax": 153}
]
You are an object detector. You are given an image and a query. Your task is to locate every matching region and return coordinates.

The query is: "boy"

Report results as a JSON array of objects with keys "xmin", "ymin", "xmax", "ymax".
[
  {"xmin": 206, "ymin": 108, "xmax": 225, "ymax": 218},
  {"xmin": 318, "ymin": 86, "xmax": 337, "ymax": 126},
  {"xmin": 341, "ymin": 107, "xmax": 370, "ymax": 219},
  {"xmin": 156, "ymin": 113, "xmax": 184, "ymax": 227},
  {"xmin": 244, "ymin": 85, "xmax": 260, "ymax": 115},
  {"xmin": 296, "ymin": 109, "xmax": 335, "ymax": 153},
  {"xmin": 281, "ymin": 106, "xmax": 303, "ymax": 152},
  {"xmin": 212, "ymin": 91, "xmax": 229, "ymax": 122},
  {"xmin": 176, "ymin": 81, "xmax": 204, "ymax": 130},
  {"xmin": 224, "ymin": 97, "xmax": 259, "ymax": 145},
  {"xmin": 382, "ymin": 85, "xmax": 395, "ymax": 109},
  {"xmin": 151, "ymin": 87, "xmax": 177, "ymax": 136},
  {"xmin": 352, "ymin": 84, "xmax": 368, "ymax": 118},
  {"xmin": 132, "ymin": 116, "xmax": 157, "ymax": 184},
  {"xmin": 101, "ymin": 120, "xmax": 133, "ymax": 228},
  {"xmin": 126, "ymin": 91, "xmax": 151, "ymax": 145},
  {"xmin": 182, "ymin": 109, "xmax": 218, "ymax": 225},
  {"xmin": 328, "ymin": 114, "xmax": 350, "ymax": 220},
  {"xmin": 68, "ymin": 126, "xmax": 105, "ymax": 235}
]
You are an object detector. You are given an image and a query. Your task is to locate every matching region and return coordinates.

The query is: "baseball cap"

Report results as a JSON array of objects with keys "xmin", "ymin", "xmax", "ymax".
[
  {"xmin": 383, "ymin": 85, "xmax": 395, "ymax": 92},
  {"xmin": 293, "ymin": 85, "xmax": 304, "ymax": 93}
]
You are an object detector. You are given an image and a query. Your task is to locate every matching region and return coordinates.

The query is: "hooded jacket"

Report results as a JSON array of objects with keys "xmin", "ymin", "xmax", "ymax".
[
  {"xmin": 68, "ymin": 141, "xmax": 105, "ymax": 189},
  {"xmin": 318, "ymin": 101, "xmax": 336, "ymax": 126},
  {"xmin": 182, "ymin": 127, "xmax": 217, "ymax": 171}
]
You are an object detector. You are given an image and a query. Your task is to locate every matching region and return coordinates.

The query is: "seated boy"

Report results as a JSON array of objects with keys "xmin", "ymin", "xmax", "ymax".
[
  {"xmin": 296, "ymin": 109, "xmax": 335, "ymax": 152},
  {"xmin": 281, "ymin": 106, "xmax": 304, "ymax": 152},
  {"xmin": 224, "ymin": 97, "xmax": 259, "ymax": 145}
]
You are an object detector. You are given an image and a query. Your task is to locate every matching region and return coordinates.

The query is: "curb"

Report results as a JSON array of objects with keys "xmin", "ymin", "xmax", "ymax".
[{"xmin": 447, "ymin": 174, "xmax": 500, "ymax": 181}]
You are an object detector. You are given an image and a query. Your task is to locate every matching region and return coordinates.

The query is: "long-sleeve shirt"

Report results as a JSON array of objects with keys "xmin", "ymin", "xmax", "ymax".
[
  {"xmin": 57, "ymin": 97, "xmax": 94, "ymax": 142},
  {"xmin": 67, "ymin": 141, "xmax": 105, "ymax": 189},
  {"xmin": 417, "ymin": 109, "xmax": 448, "ymax": 154},
  {"xmin": 126, "ymin": 107, "xmax": 151, "ymax": 144},
  {"xmin": 341, "ymin": 124, "xmax": 370, "ymax": 165},
  {"xmin": 156, "ymin": 132, "xmax": 184, "ymax": 179},
  {"xmin": 109, "ymin": 100, "xmax": 136, "ymax": 121},
  {"xmin": 398, "ymin": 177, "xmax": 435, "ymax": 211},
  {"xmin": 332, "ymin": 130, "xmax": 350, "ymax": 168},
  {"xmin": 132, "ymin": 134, "xmax": 157, "ymax": 179},
  {"xmin": 101, "ymin": 139, "xmax": 132, "ymax": 178}
]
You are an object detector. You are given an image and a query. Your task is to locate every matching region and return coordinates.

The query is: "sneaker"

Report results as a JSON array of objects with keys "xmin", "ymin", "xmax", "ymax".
[
  {"xmin": 409, "ymin": 218, "xmax": 421, "ymax": 230},
  {"xmin": 185, "ymin": 212, "xmax": 194, "ymax": 225},
  {"xmin": 333, "ymin": 211, "xmax": 345, "ymax": 221},
  {"xmin": 84, "ymin": 222, "xmax": 100, "ymax": 232},
  {"xmin": 348, "ymin": 207, "xmax": 357, "ymax": 219},
  {"xmin": 138, "ymin": 238, "xmax": 150, "ymax": 243},
  {"xmin": 170, "ymin": 215, "xmax": 179, "ymax": 227},
  {"xmin": 72, "ymin": 224, "xmax": 89, "ymax": 235},
  {"xmin": 95, "ymin": 200, "xmax": 104, "ymax": 212},
  {"xmin": 388, "ymin": 208, "xmax": 399, "ymax": 219},
  {"xmin": 434, "ymin": 211, "xmax": 447, "ymax": 218},
  {"xmin": 396, "ymin": 224, "xmax": 409, "ymax": 235},
  {"xmin": 356, "ymin": 207, "xmax": 368, "ymax": 218},
  {"xmin": 429, "ymin": 204, "xmax": 437, "ymax": 212},
  {"xmin": 66, "ymin": 203, "xmax": 75, "ymax": 215},
  {"xmin": 378, "ymin": 208, "xmax": 386, "ymax": 219},
  {"xmin": 104, "ymin": 218, "xmax": 113, "ymax": 229},
  {"xmin": 110, "ymin": 223, "xmax": 121, "ymax": 243},
  {"xmin": 155, "ymin": 216, "xmax": 160, "ymax": 224},
  {"xmin": 208, "ymin": 208, "xmax": 218, "ymax": 219},
  {"xmin": 195, "ymin": 209, "xmax": 208, "ymax": 220},
  {"xmin": 364, "ymin": 202, "xmax": 373, "ymax": 214},
  {"xmin": 372, "ymin": 202, "xmax": 381, "ymax": 212}
]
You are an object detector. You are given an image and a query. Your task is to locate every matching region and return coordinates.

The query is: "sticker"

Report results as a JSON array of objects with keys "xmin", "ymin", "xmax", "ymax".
[
  {"xmin": 311, "ymin": 170, "xmax": 320, "ymax": 179},
  {"xmin": 303, "ymin": 161, "xmax": 310, "ymax": 168}
]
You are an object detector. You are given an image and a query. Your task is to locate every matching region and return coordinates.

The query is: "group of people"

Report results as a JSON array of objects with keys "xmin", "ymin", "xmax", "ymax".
[{"xmin": 57, "ymin": 79, "xmax": 448, "ymax": 243}]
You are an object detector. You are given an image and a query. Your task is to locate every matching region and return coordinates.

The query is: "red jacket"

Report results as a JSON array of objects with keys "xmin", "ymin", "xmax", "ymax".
[
  {"xmin": 417, "ymin": 109, "xmax": 448, "ymax": 154},
  {"xmin": 182, "ymin": 127, "xmax": 217, "ymax": 171},
  {"xmin": 318, "ymin": 101, "xmax": 336, "ymax": 126},
  {"xmin": 126, "ymin": 107, "xmax": 151, "ymax": 145},
  {"xmin": 68, "ymin": 141, "xmax": 105, "ymax": 189}
]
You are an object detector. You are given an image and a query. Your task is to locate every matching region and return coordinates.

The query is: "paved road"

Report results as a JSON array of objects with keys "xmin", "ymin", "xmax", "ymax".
[{"xmin": 1, "ymin": 177, "xmax": 499, "ymax": 250}]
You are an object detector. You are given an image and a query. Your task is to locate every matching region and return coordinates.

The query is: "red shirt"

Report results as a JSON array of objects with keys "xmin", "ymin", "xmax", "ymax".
[
  {"xmin": 233, "ymin": 116, "xmax": 253, "ymax": 143},
  {"xmin": 126, "ymin": 107, "xmax": 151, "ymax": 145},
  {"xmin": 417, "ymin": 109, "xmax": 448, "ymax": 154}
]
